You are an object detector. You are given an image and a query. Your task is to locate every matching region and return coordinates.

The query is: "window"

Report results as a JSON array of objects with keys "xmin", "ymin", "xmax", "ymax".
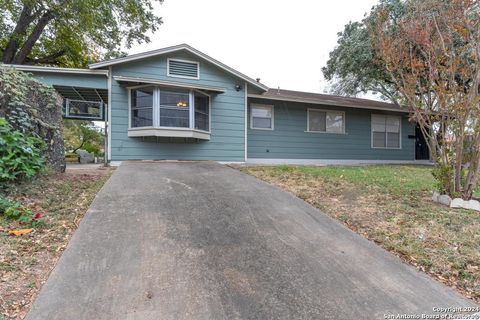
[
  {"xmin": 131, "ymin": 87, "xmax": 154, "ymax": 127},
  {"xmin": 251, "ymin": 104, "xmax": 274, "ymax": 130},
  {"xmin": 167, "ymin": 59, "xmax": 199, "ymax": 79},
  {"xmin": 159, "ymin": 89, "xmax": 190, "ymax": 128},
  {"xmin": 194, "ymin": 92, "xmax": 209, "ymax": 131},
  {"xmin": 307, "ymin": 109, "xmax": 345, "ymax": 133},
  {"xmin": 372, "ymin": 114, "xmax": 401, "ymax": 149},
  {"xmin": 129, "ymin": 87, "xmax": 210, "ymax": 132}
]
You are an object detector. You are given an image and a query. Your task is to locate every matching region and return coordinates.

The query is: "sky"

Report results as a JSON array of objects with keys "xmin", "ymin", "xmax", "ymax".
[{"xmin": 127, "ymin": 0, "xmax": 380, "ymax": 94}]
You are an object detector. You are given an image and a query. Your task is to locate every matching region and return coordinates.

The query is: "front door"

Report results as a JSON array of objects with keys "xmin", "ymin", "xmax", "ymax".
[{"xmin": 415, "ymin": 125, "xmax": 430, "ymax": 160}]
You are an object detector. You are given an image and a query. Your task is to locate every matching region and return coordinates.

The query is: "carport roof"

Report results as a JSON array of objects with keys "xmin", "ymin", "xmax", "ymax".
[
  {"xmin": 53, "ymin": 85, "xmax": 108, "ymax": 104},
  {"xmin": 6, "ymin": 64, "xmax": 109, "ymax": 104}
]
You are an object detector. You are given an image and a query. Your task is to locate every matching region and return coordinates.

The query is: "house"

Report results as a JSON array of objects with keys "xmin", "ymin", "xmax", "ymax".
[{"xmin": 8, "ymin": 44, "xmax": 430, "ymax": 165}]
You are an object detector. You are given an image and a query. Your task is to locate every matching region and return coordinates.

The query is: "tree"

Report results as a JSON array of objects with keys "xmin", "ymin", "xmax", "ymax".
[
  {"xmin": 370, "ymin": 0, "xmax": 480, "ymax": 200},
  {"xmin": 63, "ymin": 120, "xmax": 103, "ymax": 155},
  {"xmin": 322, "ymin": 0, "xmax": 406, "ymax": 101},
  {"xmin": 0, "ymin": 0, "xmax": 163, "ymax": 67}
]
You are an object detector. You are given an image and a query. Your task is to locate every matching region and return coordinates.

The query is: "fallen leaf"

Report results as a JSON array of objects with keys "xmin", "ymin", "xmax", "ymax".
[
  {"xmin": 0, "ymin": 226, "xmax": 5, "ymax": 232},
  {"xmin": 8, "ymin": 229, "xmax": 33, "ymax": 236}
]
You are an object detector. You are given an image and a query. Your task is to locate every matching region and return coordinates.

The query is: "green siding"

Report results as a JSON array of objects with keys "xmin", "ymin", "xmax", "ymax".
[
  {"xmin": 247, "ymin": 99, "xmax": 415, "ymax": 160},
  {"xmin": 110, "ymin": 50, "xmax": 246, "ymax": 161},
  {"xmin": 27, "ymin": 72, "xmax": 108, "ymax": 89}
]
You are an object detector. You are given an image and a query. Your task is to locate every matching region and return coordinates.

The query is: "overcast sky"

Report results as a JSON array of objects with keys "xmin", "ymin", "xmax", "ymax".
[{"xmin": 127, "ymin": 0, "xmax": 379, "ymax": 94}]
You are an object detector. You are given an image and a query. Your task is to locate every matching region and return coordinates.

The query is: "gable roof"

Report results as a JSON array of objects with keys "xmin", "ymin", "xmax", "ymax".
[
  {"xmin": 249, "ymin": 89, "xmax": 409, "ymax": 113},
  {"xmin": 89, "ymin": 43, "xmax": 268, "ymax": 92}
]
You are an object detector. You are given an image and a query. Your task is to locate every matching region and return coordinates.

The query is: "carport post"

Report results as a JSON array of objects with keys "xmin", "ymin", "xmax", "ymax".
[
  {"xmin": 104, "ymin": 67, "xmax": 112, "ymax": 166},
  {"xmin": 104, "ymin": 102, "xmax": 108, "ymax": 166}
]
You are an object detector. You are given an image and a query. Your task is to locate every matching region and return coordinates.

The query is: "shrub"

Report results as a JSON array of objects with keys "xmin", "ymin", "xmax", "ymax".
[
  {"xmin": 0, "ymin": 117, "xmax": 46, "ymax": 182},
  {"xmin": 83, "ymin": 142, "xmax": 102, "ymax": 156},
  {"xmin": 0, "ymin": 196, "xmax": 44, "ymax": 227},
  {"xmin": 0, "ymin": 66, "xmax": 65, "ymax": 171}
]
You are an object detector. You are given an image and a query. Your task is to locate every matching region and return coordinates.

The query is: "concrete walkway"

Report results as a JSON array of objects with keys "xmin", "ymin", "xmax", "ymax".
[{"xmin": 26, "ymin": 162, "xmax": 476, "ymax": 320}]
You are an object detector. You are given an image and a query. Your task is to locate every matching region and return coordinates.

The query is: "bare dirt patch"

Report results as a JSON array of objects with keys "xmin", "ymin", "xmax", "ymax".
[{"xmin": 0, "ymin": 167, "xmax": 113, "ymax": 319}]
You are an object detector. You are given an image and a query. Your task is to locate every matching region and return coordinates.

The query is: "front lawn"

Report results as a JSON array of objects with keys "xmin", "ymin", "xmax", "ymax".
[
  {"xmin": 0, "ymin": 167, "xmax": 113, "ymax": 319},
  {"xmin": 239, "ymin": 165, "xmax": 480, "ymax": 302}
]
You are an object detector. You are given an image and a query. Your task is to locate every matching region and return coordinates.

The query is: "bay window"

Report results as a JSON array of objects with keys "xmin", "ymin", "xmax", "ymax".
[
  {"xmin": 131, "ymin": 87, "xmax": 154, "ymax": 128},
  {"xmin": 159, "ymin": 89, "xmax": 190, "ymax": 128},
  {"xmin": 194, "ymin": 92, "xmax": 210, "ymax": 131},
  {"xmin": 129, "ymin": 86, "xmax": 210, "ymax": 137}
]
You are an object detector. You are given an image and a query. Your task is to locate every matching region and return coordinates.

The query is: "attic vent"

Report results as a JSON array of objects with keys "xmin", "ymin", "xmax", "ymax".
[{"xmin": 168, "ymin": 59, "xmax": 199, "ymax": 79}]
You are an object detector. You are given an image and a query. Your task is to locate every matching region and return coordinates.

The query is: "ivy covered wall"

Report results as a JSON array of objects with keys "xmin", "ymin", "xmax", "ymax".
[{"xmin": 0, "ymin": 66, "xmax": 65, "ymax": 171}]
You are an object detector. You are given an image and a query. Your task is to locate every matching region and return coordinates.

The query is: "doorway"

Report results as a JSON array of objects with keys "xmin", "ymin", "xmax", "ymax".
[{"xmin": 415, "ymin": 125, "xmax": 430, "ymax": 160}]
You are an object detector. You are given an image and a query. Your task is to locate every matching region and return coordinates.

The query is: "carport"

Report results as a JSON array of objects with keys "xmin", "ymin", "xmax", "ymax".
[{"xmin": 9, "ymin": 65, "xmax": 111, "ymax": 163}]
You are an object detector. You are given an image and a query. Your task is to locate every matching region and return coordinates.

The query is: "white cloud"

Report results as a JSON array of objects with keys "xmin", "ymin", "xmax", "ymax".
[{"xmin": 128, "ymin": 0, "xmax": 378, "ymax": 94}]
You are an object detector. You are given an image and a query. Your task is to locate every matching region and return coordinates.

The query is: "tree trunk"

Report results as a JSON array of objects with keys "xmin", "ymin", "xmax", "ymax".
[
  {"xmin": 2, "ymin": 4, "xmax": 36, "ymax": 64},
  {"xmin": 11, "ymin": 11, "xmax": 55, "ymax": 65},
  {"xmin": 454, "ymin": 126, "xmax": 465, "ymax": 195}
]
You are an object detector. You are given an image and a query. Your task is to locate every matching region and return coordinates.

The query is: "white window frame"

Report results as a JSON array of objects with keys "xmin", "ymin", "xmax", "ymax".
[
  {"xmin": 193, "ymin": 90, "xmax": 211, "ymax": 132},
  {"xmin": 371, "ymin": 114, "xmax": 402, "ymax": 149},
  {"xmin": 306, "ymin": 108, "xmax": 346, "ymax": 134},
  {"xmin": 128, "ymin": 85, "xmax": 211, "ymax": 133},
  {"xmin": 167, "ymin": 58, "xmax": 200, "ymax": 80},
  {"xmin": 65, "ymin": 98, "xmax": 104, "ymax": 120},
  {"xmin": 250, "ymin": 103, "xmax": 274, "ymax": 130}
]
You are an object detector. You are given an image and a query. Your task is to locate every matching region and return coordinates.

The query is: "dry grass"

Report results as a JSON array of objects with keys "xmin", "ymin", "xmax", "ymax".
[
  {"xmin": 239, "ymin": 165, "xmax": 480, "ymax": 303},
  {"xmin": 0, "ymin": 167, "xmax": 113, "ymax": 320}
]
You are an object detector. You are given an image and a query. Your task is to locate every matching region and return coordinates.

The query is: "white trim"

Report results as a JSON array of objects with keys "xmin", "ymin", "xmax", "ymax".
[
  {"xmin": 244, "ymin": 82, "xmax": 248, "ymax": 162},
  {"xmin": 306, "ymin": 108, "xmax": 346, "ymax": 134},
  {"xmin": 193, "ymin": 89, "xmax": 211, "ymax": 132},
  {"xmin": 154, "ymin": 88, "xmax": 160, "ymax": 127},
  {"xmin": 113, "ymin": 75, "xmax": 225, "ymax": 92},
  {"xmin": 90, "ymin": 44, "xmax": 268, "ymax": 91},
  {"xmin": 246, "ymin": 158, "xmax": 433, "ymax": 166},
  {"xmin": 188, "ymin": 89, "xmax": 194, "ymax": 128},
  {"xmin": 167, "ymin": 58, "xmax": 200, "ymax": 80},
  {"xmin": 6, "ymin": 64, "xmax": 109, "ymax": 76},
  {"xmin": 65, "ymin": 99, "xmax": 104, "ymax": 120},
  {"xmin": 128, "ymin": 88, "xmax": 132, "ymax": 129},
  {"xmin": 128, "ymin": 127, "xmax": 210, "ymax": 140},
  {"xmin": 248, "ymin": 94, "xmax": 409, "ymax": 113},
  {"xmin": 371, "ymin": 114, "xmax": 402, "ymax": 150},
  {"xmin": 107, "ymin": 67, "xmax": 112, "ymax": 162},
  {"xmin": 250, "ymin": 103, "xmax": 274, "ymax": 130}
]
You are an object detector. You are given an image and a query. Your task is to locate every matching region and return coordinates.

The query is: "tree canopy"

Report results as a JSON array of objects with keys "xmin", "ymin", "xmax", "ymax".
[
  {"xmin": 322, "ymin": 0, "xmax": 405, "ymax": 101},
  {"xmin": 0, "ymin": 0, "xmax": 163, "ymax": 67},
  {"xmin": 370, "ymin": 0, "xmax": 480, "ymax": 199},
  {"xmin": 63, "ymin": 120, "xmax": 103, "ymax": 155},
  {"xmin": 325, "ymin": 0, "xmax": 480, "ymax": 200}
]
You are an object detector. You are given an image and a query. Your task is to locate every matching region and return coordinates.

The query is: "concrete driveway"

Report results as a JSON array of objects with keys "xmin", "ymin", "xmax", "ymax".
[{"xmin": 26, "ymin": 162, "xmax": 476, "ymax": 320}]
